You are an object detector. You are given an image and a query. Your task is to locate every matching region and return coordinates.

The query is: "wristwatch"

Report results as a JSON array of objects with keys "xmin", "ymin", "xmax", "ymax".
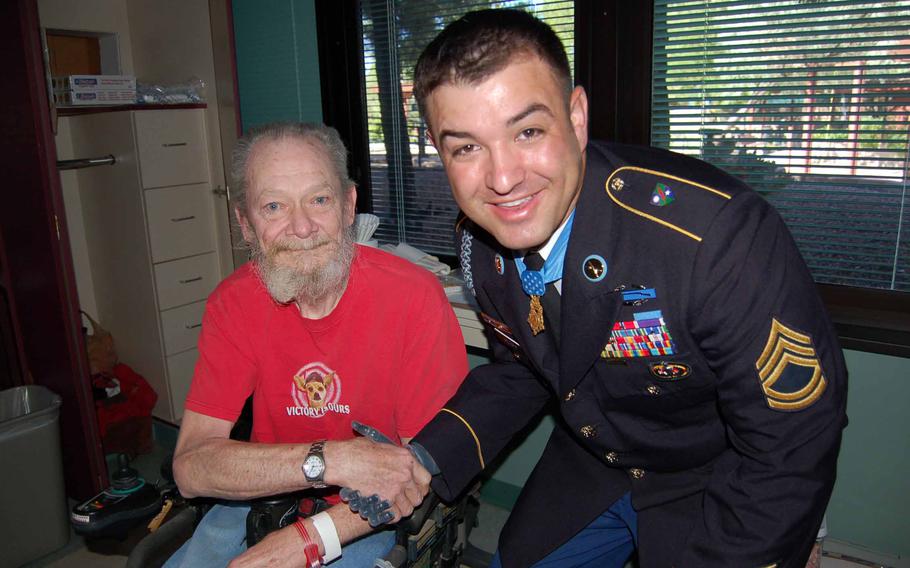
[{"xmin": 302, "ymin": 440, "xmax": 327, "ymax": 488}]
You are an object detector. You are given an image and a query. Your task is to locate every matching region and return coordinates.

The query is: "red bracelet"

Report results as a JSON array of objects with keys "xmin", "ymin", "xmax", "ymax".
[{"xmin": 294, "ymin": 519, "xmax": 322, "ymax": 568}]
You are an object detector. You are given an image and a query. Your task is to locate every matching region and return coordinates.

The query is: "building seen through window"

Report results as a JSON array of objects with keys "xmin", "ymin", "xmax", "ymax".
[{"xmin": 652, "ymin": 0, "xmax": 910, "ymax": 291}]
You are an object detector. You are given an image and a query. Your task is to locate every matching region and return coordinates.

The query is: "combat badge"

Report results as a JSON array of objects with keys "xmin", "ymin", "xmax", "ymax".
[
  {"xmin": 755, "ymin": 318, "xmax": 827, "ymax": 411},
  {"xmin": 614, "ymin": 284, "xmax": 656, "ymax": 306}
]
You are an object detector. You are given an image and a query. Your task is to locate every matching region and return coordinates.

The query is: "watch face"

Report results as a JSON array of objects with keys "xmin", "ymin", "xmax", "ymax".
[{"xmin": 303, "ymin": 455, "xmax": 324, "ymax": 478}]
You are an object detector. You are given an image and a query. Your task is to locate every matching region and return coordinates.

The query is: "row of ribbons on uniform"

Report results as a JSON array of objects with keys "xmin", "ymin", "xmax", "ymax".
[{"xmin": 602, "ymin": 309, "xmax": 677, "ymax": 359}]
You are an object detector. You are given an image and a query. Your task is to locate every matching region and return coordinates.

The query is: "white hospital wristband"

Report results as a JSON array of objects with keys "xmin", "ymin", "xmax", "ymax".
[{"xmin": 311, "ymin": 512, "xmax": 342, "ymax": 563}]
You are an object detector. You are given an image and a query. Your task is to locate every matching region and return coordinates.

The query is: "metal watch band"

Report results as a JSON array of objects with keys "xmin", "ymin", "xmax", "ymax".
[{"xmin": 302, "ymin": 440, "xmax": 327, "ymax": 489}]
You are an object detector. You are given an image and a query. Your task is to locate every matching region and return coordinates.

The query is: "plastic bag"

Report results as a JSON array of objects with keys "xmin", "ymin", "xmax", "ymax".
[{"xmin": 137, "ymin": 76, "xmax": 206, "ymax": 104}]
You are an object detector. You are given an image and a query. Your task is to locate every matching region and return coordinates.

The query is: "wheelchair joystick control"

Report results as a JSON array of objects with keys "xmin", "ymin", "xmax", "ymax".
[
  {"xmin": 112, "ymin": 453, "xmax": 142, "ymax": 491},
  {"xmin": 70, "ymin": 453, "xmax": 163, "ymax": 539}
]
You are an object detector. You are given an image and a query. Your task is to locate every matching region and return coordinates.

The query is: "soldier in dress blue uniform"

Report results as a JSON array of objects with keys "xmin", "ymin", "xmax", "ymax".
[{"xmin": 392, "ymin": 9, "xmax": 847, "ymax": 568}]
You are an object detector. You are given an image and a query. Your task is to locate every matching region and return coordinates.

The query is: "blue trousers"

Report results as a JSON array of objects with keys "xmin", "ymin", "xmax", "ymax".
[
  {"xmin": 490, "ymin": 492, "xmax": 638, "ymax": 568},
  {"xmin": 163, "ymin": 502, "xmax": 395, "ymax": 567}
]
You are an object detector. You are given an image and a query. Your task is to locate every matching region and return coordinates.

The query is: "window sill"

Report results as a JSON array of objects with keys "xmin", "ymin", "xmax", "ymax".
[{"xmin": 819, "ymin": 285, "xmax": 910, "ymax": 359}]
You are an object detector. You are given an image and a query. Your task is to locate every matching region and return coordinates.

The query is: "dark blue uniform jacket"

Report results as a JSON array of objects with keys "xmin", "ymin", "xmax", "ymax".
[{"xmin": 413, "ymin": 140, "xmax": 848, "ymax": 568}]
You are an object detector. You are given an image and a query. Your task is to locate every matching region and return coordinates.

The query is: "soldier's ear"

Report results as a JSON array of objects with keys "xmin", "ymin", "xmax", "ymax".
[{"xmin": 569, "ymin": 86, "xmax": 589, "ymax": 152}]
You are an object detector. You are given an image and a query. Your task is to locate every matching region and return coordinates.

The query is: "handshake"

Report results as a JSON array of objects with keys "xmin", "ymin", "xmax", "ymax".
[{"xmin": 336, "ymin": 421, "xmax": 439, "ymax": 527}]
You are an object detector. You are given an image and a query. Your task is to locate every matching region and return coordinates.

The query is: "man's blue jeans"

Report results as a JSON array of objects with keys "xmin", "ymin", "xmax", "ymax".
[
  {"xmin": 489, "ymin": 492, "xmax": 638, "ymax": 568},
  {"xmin": 163, "ymin": 502, "xmax": 396, "ymax": 567}
]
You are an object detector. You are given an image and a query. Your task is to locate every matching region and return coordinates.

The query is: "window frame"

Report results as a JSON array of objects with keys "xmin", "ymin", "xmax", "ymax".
[
  {"xmin": 314, "ymin": 1, "xmax": 373, "ymax": 216},
  {"xmin": 318, "ymin": 0, "xmax": 910, "ymax": 358},
  {"xmin": 580, "ymin": 1, "xmax": 910, "ymax": 358}
]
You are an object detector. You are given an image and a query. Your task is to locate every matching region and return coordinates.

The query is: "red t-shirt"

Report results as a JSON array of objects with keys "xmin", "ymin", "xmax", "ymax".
[{"xmin": 185, "ymin": 246, "xmax": 468, "ymax": 444}]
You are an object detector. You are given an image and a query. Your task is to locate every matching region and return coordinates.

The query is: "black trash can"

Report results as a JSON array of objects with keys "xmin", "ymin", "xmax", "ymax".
[{"xmin": 0, "ymin": 386, "xmax": 69, "ymax": 567}]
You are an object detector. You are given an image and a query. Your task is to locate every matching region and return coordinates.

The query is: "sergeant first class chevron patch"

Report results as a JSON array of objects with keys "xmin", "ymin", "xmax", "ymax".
[{"xmin": 755, "ymin": 318, "xmax": 827, "ymax": 411}]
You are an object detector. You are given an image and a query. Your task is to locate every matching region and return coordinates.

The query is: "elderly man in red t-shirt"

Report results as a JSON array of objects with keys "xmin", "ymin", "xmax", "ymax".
[{"xmin": 166, "ymin": 122, "xmax": 467, "ymax": 568}]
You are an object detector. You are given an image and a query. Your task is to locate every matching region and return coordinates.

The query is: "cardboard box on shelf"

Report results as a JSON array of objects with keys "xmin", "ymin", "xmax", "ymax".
[
  {"xmin": 54, "ymin": 89, "xmax": 137, "ymax": 106},
  {"xmin": 52, "ymin": 74, "xmax": 136, "ymax": 92}
]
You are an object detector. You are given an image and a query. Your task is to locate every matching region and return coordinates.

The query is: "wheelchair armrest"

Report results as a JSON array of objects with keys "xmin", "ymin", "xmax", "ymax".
[
  {"xmin": 124, "ymin": 496, "xmax": 213, "ymax": 568},
  {"xmin": 397, "ymin": 492, "xmax": 440, "ymax": 535},
  {"xmin": 125, "ymin": 506, "xmax": 196, "ymax": 568}
]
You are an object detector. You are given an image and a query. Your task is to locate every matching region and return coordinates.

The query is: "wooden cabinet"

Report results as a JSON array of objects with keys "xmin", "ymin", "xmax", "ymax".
[{"xmin": 70, "ymin": 108, "xmax": 229, "ymax": 423}]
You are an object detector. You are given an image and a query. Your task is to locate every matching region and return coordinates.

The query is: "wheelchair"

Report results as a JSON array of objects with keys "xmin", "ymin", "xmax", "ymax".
[
  {"xmin": 122, "ymin": 474, "xmax": 491, "ymax": 568},
  {"xmin": 93, "ymin": 403, "xmax": 491, "ymax": 567},
  {"xmin": 373, "ymin": 484, "xmax": 490, "ymax": 568}
]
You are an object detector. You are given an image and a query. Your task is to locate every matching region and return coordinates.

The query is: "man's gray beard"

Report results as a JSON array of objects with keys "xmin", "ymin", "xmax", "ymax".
[{"xmin": 251, "ymin": 226, "xmax": 356, "ymax": 305}]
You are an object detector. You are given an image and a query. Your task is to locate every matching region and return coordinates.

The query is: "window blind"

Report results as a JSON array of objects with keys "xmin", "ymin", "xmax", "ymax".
[
  {"xmin": 651, "ymin": 0, "xmax": 910, "ymax": 290},
  {"xmin": 360, "ymin": 0, "xmax": 574, "ymax": 256}
]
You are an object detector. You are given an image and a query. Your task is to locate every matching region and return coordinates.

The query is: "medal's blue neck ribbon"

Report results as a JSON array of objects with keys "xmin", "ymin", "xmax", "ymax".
[{"xmin": 515, "ymin": 211, "xmax": 575, "ymax": 297}]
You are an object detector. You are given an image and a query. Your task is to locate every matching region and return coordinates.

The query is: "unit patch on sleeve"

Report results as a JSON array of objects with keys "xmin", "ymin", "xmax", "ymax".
[{"xmin": 755, "ymin": 318, "xmax": 827, "ymax": 411}]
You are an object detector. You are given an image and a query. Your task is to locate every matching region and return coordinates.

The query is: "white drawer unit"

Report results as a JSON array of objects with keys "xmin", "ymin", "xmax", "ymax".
[
  {"xmin": 145, "ymin": 185, "xmax": 216, "ymax": 262},
  {"xmin": 160, "ymin": 301, "xmax": 206, "ymax": 356},
  {"xmin": 134, "ymin": 109, "xmax": 210, "ymax": 189},
  {"xmin": 154, "ymin": 253, "xmax": 220, "ymax": 311},
  {"xmin": 70, "ymin": 108, "xmax": 230, "ymax": 423}
]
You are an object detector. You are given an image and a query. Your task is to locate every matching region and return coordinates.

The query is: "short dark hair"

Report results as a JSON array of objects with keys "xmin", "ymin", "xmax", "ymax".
[{"xmin": 413, "ymin": 8, "xmax": 572, "ymax": 122}]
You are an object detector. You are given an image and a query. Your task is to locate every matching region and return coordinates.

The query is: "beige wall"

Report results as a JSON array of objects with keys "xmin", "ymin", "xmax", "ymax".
[
  {"xmin": 40, "ymin": 0, "xmax": 133, "ymax": 320},
  {"xmin": 39, "ymin": 0, "xmax": 138, "ymax": 319},
  {"xmin": 55, "ymin": 118, "xmax": 99, "ymax": 319}
]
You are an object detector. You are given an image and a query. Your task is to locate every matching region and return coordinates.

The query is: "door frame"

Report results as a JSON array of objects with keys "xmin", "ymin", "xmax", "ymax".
[{"xmin": 0, "ymin": 0, "xmax": 106, "ymax": 498}]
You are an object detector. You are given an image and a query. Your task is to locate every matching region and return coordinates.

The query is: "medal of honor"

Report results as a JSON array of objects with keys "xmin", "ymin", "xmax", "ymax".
[
  {"xmin": 517, "ymin": 211, "xmax": 576, "ymax": 337},
  {"xmin": 528, "ymin": 295, "xmax": 545, "ymax": 335}
]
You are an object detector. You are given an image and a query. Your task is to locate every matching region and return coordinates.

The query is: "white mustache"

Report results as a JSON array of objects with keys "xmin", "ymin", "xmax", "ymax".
[{"xmin": 269, "ymin": 236, "xmax": 333, "ymax": 253}]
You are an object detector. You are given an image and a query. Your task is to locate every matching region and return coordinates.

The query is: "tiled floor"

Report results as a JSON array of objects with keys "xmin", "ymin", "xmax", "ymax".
[{"xmin": 37, "ymin": 547, "xmax": 127, "ymax": 568}]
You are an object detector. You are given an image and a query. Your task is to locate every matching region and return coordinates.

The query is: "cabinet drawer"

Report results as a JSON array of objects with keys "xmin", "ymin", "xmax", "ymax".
[
  {"xmin": 167, "ymin": 348, "xmax": 199, "ymax": 422},
  {"xmin": 154, "ymin": 253, "xmax": 220, "ymax": 310},
  {"xmin": 134, "ymin": 109, "xmax": 209, "ymax": 188},
  {"xmin": 160, "ymin": 300, "xmax": 206, "ymax": 356},
  {"xmin": 145, "ymin": 185, "xmax": 216, "ymax": 262}
]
